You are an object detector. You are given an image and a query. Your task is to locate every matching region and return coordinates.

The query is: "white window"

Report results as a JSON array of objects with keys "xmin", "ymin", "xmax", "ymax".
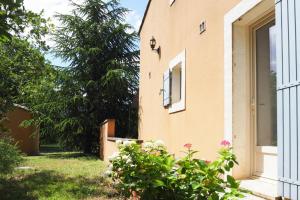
[{"xmin": 163, "ymin": 50, "xmax": 186, "ymax": 113}]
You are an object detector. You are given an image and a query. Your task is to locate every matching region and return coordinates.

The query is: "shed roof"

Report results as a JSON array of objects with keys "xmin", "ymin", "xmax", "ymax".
[{"xmin": 13, "ymin": 104, "xmax": 31, "ymax": 112}]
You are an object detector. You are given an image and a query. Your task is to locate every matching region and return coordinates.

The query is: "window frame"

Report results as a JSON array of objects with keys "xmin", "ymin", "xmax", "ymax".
[{"xmin": 168, "ymin": 49, "xmax": 186, "ymax": 113}]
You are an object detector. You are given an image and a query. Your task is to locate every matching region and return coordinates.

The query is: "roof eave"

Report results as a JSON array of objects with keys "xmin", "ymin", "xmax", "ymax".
[{"xmin": 138, "ymin": 0, "xmax": 152, "ymax": 36}]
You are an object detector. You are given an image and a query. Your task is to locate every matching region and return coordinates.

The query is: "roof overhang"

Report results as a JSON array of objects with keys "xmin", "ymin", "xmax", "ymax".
[{"xmin": 138, "ymin": 0, "xmax": 152, "ymax": 35}]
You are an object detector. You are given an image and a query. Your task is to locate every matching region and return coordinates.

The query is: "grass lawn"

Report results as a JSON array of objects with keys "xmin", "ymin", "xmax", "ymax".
[{"xmin": 0, "ymin": 145, "xmax": 119, "ymax": 200}]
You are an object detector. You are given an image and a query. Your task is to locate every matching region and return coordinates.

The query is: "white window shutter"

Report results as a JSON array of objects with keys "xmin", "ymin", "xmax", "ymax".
[{"xmin": 163, "ymin": 70, "xmax": 171, "ymax": 107}]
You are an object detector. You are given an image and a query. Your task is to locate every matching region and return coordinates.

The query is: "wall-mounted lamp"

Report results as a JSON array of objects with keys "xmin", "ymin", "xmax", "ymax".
[{"xmin": 150, "ymin": 36, "xmax": 161, "ymax": 54}]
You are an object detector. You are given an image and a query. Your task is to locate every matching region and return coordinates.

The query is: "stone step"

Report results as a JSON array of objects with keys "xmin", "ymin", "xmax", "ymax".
[
  {"xmin": 243, "ymin": 193, "xmax": 269, "ymax": 200},
  {"xmin": 239, "ymin": 177, "xmax": 278, "ymax": 200}
]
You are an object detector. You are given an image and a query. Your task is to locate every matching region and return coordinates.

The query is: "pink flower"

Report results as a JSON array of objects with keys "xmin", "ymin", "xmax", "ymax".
[
  {"xmin": 184, "ymin": 143, "xmax": 192, "ymax": 149},
  {"xmin": 205, "ymin": 160, "xmax": 211, "ymax": 164},
  {"xmin": 220, "ymin": 140, "xmax": 231, "ymax": 147}
]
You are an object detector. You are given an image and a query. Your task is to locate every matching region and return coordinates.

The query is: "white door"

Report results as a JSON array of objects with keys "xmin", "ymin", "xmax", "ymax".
[{"xmin": 253, "ymin": 19, "xmax": 277, "ymax": 180}]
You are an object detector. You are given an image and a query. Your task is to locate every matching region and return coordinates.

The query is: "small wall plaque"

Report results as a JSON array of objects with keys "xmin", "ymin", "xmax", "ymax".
[{"xmin": 200, "ymin": 21, "xmax": 206, "ymax": 34}]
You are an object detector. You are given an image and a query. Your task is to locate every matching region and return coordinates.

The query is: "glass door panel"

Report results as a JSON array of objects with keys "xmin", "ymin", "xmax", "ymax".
[
  {"xmin": 256, "ymin": 21, "xmax": 277, "ymax": 147},
  {"xmin": 254, "ymin": 19, "xmax": 277, "ymax": 179}
]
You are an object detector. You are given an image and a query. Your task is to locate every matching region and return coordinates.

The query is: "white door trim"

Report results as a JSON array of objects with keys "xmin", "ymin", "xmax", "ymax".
[{"xmin": 224, "ymin": 0, "xmax": 263, "ymax": 144}]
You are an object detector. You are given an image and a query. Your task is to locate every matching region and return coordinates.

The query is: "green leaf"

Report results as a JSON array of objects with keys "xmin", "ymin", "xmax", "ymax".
[
  {"xmin": 153, "ymin": 180, "xmax": 165, "ymax": 187},
  {"xmin": 208, "ymin": 192, "xmax": 219, "ymax": 200},
  {"xmin": 192, "ymin": 183, "xmax": 202, "ymax": 190},
  {"xmin": 227, "ymin": 175, "xmax": 239, "ymax": 188},
  {"xmin": 165, "ymin": 156, "xmax": 174, "ymax": 168},
  {"xmin": 228, "ymin": 161, "xmax": 234, "ymax": 168}
]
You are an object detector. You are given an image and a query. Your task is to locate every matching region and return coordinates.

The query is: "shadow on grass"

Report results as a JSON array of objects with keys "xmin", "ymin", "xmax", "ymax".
[
  {"xmin": 0, "ymin": 170, "xmax": 118, "ymax": 200},
  {"xmin": 43, "ymin": 152, "xmax": 99, "ymax": 161},
  {"xmin": 40, "ymin": 144, "xmax": 63, "ymax": 153},
  {"xmin": 39, "ymin": 144, "xmax": 99, "ymax": 161}
]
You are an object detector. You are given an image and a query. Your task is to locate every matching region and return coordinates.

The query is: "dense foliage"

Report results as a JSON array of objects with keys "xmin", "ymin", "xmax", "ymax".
[
  {"xmin": 0, "ymin": 9, "xmax": 48, "ymax": 175},
  {"xmin": 44, "ymin": 0, "xmax": 139, "ymax": 153},
  {"xmin": 0, "ymin": 137, "xmax": 23, "ymax": 175},
  {"xmin": 0, "ymin": 0, "xmax": 49, "ymax": 46},
  {"xmin": 0, "ymin": 36, "xmax": 51, "ymax": 134},
  {"xmin": 18, "ymin": 66, "xmax": 64, "ymax": 144},
  {"xmin": 1, "ymin": 0, "xmax": 139, "ymax": 154},
  {"xmin": 0, "ymin": 1, "xmax": 50, "ymax": 177},
  {"xmin": 0, "ymin": 0, "xmax": 27, "ymax": 40},
  {"xmin": 107, "ymin": 140, "xmax": 244, "ymax": 200},
  {"xmin": 0, "ymin": 0, "xmax": 49, "ymax": 133}
]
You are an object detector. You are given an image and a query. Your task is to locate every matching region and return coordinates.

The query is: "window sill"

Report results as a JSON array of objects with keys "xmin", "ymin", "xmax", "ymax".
[
  {"xmin": 255, "ymin": 146, "xmax": 277, "ymax": 154},
  {"xmin": 168, "ymin": 101, "xmax": 185, "ymax": 114},
  {"xmin": 107, "ymin": 137, "xmax": 143, "ymax": 143}
]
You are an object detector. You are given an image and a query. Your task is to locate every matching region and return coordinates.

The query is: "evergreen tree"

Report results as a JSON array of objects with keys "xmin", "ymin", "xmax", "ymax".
[{"xmin": 52, "ymin": 0, "xmax": 139, "ymax": 153}]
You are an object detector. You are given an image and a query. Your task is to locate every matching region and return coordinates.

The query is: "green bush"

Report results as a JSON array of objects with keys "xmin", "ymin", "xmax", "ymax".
[
  {"xmin": 107, "ymin": 140, "xmax": 244, "ymax": 200},
  {"xmin": 0, "ymin": 137, "xmax": 23, "ymax": 175}
]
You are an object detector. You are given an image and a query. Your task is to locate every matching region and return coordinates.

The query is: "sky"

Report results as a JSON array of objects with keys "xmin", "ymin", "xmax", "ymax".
[{"xmin": 23, "ymin": 0, "xmax": 148, "ymax": 67}]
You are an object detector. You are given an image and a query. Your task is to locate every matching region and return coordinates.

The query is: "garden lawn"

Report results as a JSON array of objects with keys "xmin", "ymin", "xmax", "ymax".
[{"xmin": 0, "ymin": 146, "xmax": 119, "ymax": 200}]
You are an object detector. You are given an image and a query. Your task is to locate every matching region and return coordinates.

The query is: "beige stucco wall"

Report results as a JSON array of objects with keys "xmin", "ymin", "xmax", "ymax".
[
  {"xmin": 139, "ymin": 0, "xmax": 241, "ymax": 160},
  {"xmin": 100, "ymin": 119, "xmax": 118, "ymax": 162},
  {"xmin": 103, "ymin": 140, "xmax": 119, "ymax": 163},
  {"xmin": 100, "ymin": 119, "xmax": 143, "ymax": 162},
  {"xmin": 4, "ymin": 107, "xmax": 39, "ymax": 156},
  {"xmin": 139, "ymin": 0, "xmax": 277, "ymax": 180}
]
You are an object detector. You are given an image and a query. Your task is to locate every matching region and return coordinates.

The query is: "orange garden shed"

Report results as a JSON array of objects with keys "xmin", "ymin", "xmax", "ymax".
[{"xmin": 4, "ymin": 105, "xmax": 39, "ymax": 156}]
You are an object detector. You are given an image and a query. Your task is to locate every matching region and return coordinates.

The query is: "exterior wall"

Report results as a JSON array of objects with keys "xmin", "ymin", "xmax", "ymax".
[
  {"xmin": 100, "ymin": 119, "xmax": 143, "ymax": 162},
  {"xmin": 4, "ymin": 107, "xmax": 39, "ymax": 156},
  {"xmin": 139, "ymin": 0, "xmax": 241, "ymax": 160},
  {"xmin": 100, "ymin": 119, "xmax": 118, "ymax": 162},
  {"xmin": 103, "ymin": 140, "xmax": 119, "ymax": 163}
]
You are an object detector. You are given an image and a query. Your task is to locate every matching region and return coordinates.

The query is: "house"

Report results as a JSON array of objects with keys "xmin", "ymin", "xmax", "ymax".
[
  {"xmin": 3, "ymin": 105, "xmax": 39, "ymax": 156},
  {"xmin": 138, "ymin": 0, "xmax": 299, "ymax": 199}
]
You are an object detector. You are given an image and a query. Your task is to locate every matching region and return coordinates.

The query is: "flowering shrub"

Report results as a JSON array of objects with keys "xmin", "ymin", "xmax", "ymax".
[{"xmin": 106, "ymin": 140, "xmax": 244, "ymax": 200}]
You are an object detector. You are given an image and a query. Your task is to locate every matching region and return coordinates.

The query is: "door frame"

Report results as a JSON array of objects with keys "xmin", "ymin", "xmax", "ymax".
[
  {"xmin": 249, "ymin": 12, "xmax": 277, "ymax": 179},
  {"xmin": 224, "ymin": 0, "xmax": 276, "ymax": 179}
]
